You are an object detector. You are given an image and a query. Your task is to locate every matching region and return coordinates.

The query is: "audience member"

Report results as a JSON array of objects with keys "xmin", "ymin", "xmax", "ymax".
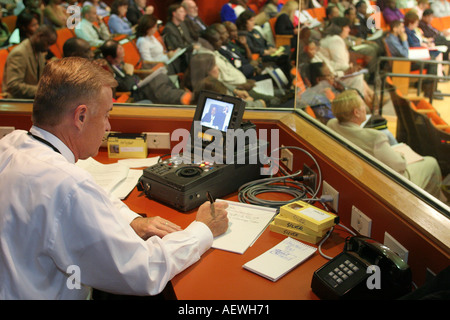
[
  {"xmin": 274, "ymin": 0, "xmax": 299, "ymax": 48},
  {"xmin": 223, "ymin": 20, "xmax": 253, "ymax": 61},
  {"xmin": 62, "ymin": 37, "xmax": 95, "ymax": 60},
  {"xmin": 211, "ymin": 23, "xmax": 256, "ymax": 78},
  {"xmin": 254, "ymin": 0, "xmax": 279, "ymax": 25},
  {"xmin": 430, "ymin": 0, "xmax": 450, "ymax": 18},
  {"xmin": 162, "ymin": 4, "xmax": 195, "ymax": 52},
  {"xmin": 43, "ymin": 0, "xmax": 69, "ymax": 29},
  {"xmin": 324, "ymin": 5, "xmax": 341, "ymax": 27},
  {"xmin": 136, "ymin": 14, "xmax": 173, "ymax": 65},
  {"xmin": 182, "ymin": 0, "xmax": 208, "ymax": 40},
  {"xmin": 100, "ymin": 39, "xmax": 192, "ymax": 105},
  {"xmin": 419, "ymin": 8, "xmax": 450, "ymax": 59},
  {"xmin": 108, "ymin": 0, "xmax": 134, "ymax": 36},
  {"xmin": 385, "ymin": 20, "xmax": 409, "ymax": 57},
  {"xmin": 328, "ymin": 90, "xmax": 442, "ymax": 198},
  {"xmin": 0, "ymin": 56, "xmax": 229, "ymax": 299},
  {"xmin": 414, "ymin": 0, "xmax": 430, "ymax": 19},
  {"xmin": 382, "ymin": 0, "xmax": 404, "ymax": 25},
  {"xmin": 301, "ymin": 39, "xmax": 375, "ymax": 107},
  {"xmin": 127, "ymin": 0, "xmax": 154, "ymax": 26},
  {"xmin": 74, "ymin": 5, "xmax": 111, "ymax": 47},
  {"xmin": 327, "ymin": 0, "xmax": 347, "ymax": 17},
  {"xmin": 186, "ymin": 53, "xmax": 266, "ymax": 108},
  {"xmin": 2, "ymin": 9, "xmax": 39, "ymax": 47},
  {"xmin": 3, "ymin": 25, "xmax": 57, "ymax": 99},
  {"xmin": 221, "ymin": 0, "xmax": 249, "ymax": 23},
  {"xmin": 83, "ymin": 0, "xmax": 110, "ymax": 18}
]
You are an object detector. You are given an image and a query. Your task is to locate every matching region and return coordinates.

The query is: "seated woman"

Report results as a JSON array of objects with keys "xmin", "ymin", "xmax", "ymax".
[
  {"xmin": 185, "ymin": 53, "xmax": 267, "ymax": 108},
  {"xmin": 274, "ymin": 0, "xmax": 299, "ymax": 48},
  {"xmin": 108, "ymin": 0, "xmax": 134, "ymax": 36},
  {"xmin": 236, "ymin": 9, "xmax": 292, "ymax": 79},
  {"xmin": 136, "ymin": 14, "xmax": 174, "ymax": 65},
  {"xmin": 327, "ymin": 90, "xmax": 442, "ymax": 198}
]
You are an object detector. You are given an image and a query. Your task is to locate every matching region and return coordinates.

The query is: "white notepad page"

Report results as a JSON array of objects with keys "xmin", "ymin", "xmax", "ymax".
[
  {"xmin": 243, "ymin": 237, "xmax": 317, "ymax": 281},
  {"xmin": 212, "ymin": 200, "xmax": 278, "ymax": 254}
]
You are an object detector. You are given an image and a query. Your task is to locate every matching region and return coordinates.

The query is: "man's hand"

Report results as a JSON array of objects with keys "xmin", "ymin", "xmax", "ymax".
[
  {"xmin": 130, "ymin": 216, "xmax": 182, "ymax": 240},
  {"xmin": 195, "ymin": 201, "xmax": 229, "ymax": 237}
]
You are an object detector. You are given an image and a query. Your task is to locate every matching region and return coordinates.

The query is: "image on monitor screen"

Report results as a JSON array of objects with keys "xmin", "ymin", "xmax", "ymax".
[{"xmin": 200, "ymin": 98, "xmax": 235, "ymax": 132}]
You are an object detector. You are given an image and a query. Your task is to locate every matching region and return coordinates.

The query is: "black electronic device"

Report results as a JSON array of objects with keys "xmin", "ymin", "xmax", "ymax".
[
  {"xmin": 311, "ymin": 236, "xmax": 412, "ymax": 300},
  {"xmin": 140, "ymin": 155, "xmax": 261, "ymax": 211},
  {"xmin": 139, "ymin": 91, "xmax": 264, "ymax": 212}
]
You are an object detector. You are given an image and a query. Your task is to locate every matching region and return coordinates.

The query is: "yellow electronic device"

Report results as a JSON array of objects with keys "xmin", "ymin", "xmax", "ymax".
[
  {"xmin": 107, "ymin": 133, "xmax": 148, "ymax": 159},
  {"xmin": 279, "ymin": 201, "xmax": 339, "ymax": 232}
]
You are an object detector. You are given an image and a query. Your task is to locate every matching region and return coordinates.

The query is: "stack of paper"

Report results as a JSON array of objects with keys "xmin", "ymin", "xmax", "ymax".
[
  {"xmin": 212, "ymin": 200, "xmax": 278, "ymax": 254},
  {"xmin": 243, "ymin": 237, "xmax": 317, "ymax": 281},
  {"xmin": 269, "ymin": 201, "xmax": 338, "ymax": 244},
  {"xmin": 76, "ymin": 157, "xmax": 158, "ymax": 199}
]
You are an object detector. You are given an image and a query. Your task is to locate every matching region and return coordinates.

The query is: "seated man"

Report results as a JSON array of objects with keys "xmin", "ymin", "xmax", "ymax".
[
  {"xmin": 327, "ymin": 90, "xmax": 442, "ymax": 198},
  {"xmin": 74, "ymin": 5, "xmax": 111, "ymax": 47},
  {"xmin": 0, "ymin": 56, "xmax": 228, "ymax": 299},
  {"xmin": 3, "ymin": 25, "xmax": 57, "ymax": 99},
  {"xmin": 62, "ymin": 37, "xmax": 95, "ymax": 60},
  {"xmin": 99, "ymin": 39, "xmax": 192, "ymax": 105}
]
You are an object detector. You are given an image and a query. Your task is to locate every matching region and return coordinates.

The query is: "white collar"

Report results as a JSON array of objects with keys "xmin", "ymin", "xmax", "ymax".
[{"xmin": 30, "ymin": 125, "xmax": 76, "ymax": 164}]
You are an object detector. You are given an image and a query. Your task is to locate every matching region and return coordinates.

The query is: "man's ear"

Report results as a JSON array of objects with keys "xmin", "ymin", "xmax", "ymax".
[{"xmin": 74, "ymin": 104, "xmax": 88, "ymax": 130}]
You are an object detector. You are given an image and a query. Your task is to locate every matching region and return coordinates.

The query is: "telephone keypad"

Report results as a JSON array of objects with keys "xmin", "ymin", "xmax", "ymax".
[{"xmin": 325, "ymin": 259, "xmax": 361, "ymax": 288}]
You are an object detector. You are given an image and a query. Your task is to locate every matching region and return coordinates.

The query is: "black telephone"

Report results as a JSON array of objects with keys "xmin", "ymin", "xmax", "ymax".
[{"xmin": 311, "ymin": 236, "xmax": 412, "ymax": 299}]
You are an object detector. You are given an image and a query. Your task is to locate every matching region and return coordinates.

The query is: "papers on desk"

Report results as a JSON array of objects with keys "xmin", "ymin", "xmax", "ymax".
[
  {"xmin": 408, "ymin": 47, "xmax": 430, "ymax": 59},
  {"xmin": 76, "ymin": 157, "xmax": 157, "ymax": 199},
  {"xmin": 392, "ymin": 143, "xmax": 424, "ymax": 164},
  {"xmin": 212, "ymin": 200, "xmax": 278, "ymax": 254},
  {"xmin": 243, "ymin": 237, "xmax": 317, "ymax": 281}
]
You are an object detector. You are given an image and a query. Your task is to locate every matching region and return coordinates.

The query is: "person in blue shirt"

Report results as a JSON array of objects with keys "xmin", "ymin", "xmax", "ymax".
[
  {"xmin": 108, "ymin": 0, "xmax": 133, "ymax": 36},
  {"xmin": 221, "ymin": 0, "xmax": 252, "ymax": 23}
]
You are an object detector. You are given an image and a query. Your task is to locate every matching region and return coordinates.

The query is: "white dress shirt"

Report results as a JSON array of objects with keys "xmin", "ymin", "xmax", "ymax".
[
  {"xmin": 0, "ymin": 126, "xmax": 213, "ymax": 299},
  {"xmin": 136, "ymin": 35, "xmax": 169, "ymax": 63}
]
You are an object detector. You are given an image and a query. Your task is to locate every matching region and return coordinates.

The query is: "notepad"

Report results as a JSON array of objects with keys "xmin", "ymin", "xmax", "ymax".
[
  {"xmin": 243, "ymin": 237, "xmax": 317, "ymax": 281},
  {"xmin": 212, "ymin": 200, "xmax": 278, "ymax": 254}
]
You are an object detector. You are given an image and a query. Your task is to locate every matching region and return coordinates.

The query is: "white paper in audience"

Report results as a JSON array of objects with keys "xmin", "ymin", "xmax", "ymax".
[{"xmin": 253, "ymin": 78, "xmax": 274, "ymax": 96}]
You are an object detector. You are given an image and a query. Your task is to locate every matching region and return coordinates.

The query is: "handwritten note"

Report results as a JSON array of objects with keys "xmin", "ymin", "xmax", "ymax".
[
  {"xmin": 212, "ymin": 200, "xmax": 277, "ymax": 254},
  {"xmin": 243, "ymin": 237, "xmax": 317, "ymax": 281}
]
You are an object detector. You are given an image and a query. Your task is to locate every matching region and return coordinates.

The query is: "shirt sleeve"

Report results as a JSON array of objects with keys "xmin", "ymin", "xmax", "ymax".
[
  {"xmin": 48, "ymin": 178, "xmax": 213, "ymax": 296},
  {"xmin": 372, "ymin": 133, "xmax": 407, "ymax": 174}
]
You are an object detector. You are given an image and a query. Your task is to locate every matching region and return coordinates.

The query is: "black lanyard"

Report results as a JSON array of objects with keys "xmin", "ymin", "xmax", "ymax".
[{"xmin": 27, "ymin": 131, "xmax": 61, "ymax": 154}]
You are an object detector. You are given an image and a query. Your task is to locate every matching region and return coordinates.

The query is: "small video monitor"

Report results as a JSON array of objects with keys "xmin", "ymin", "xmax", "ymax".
[{"xmin": 190, "ymin": 91, "xmax": 246, "ymax": 147}]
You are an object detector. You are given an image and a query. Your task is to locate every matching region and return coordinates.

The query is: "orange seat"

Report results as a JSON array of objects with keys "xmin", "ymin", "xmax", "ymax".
[
  {"xmin": 2, "ymin": 15, "xmax": 17, "ymax": 33},
  {"xmin": 49, "ymin": 27, "xmax": 76, "ymax": 59},
  {"xmin": 120, "ymin": 38, "xmax": 143, "ymax": 69}
]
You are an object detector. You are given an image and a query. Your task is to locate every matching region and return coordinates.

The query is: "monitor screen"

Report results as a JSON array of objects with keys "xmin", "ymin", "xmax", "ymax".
[{"xmin": 200, "ymin": 98, "xmax": 235, "ymax": 132}]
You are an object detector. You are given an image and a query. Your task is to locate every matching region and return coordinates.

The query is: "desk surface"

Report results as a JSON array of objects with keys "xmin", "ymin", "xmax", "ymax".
[{"xmin": 96, "ymin": 152, "xmax": 349, "ymax": 300}]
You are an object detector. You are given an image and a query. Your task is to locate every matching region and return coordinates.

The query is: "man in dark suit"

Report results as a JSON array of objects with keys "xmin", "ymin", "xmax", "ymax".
[
  {"xmin": 127, "ymin": 0, "xmax": 155, "ymax": 26},
  {"xmin": 419, "ymin": 9, "xmax": 450, "ymax": 60},
  {"xmin": 182, "ymin": 0, "xmax": 208, "ymax": 41}
]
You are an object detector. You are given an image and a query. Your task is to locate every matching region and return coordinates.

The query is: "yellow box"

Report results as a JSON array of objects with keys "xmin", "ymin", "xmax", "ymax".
[
  {"xmin": 274, "ymin": 214, "xmax": 329, "ymax": 237},
  {"xmin": 279, "ymin": 201, "xmax": 339, "ymax": 232},
  {"xmin": 269, "ymin": 222, "xmax": 326, "ymax": 245},
  {"xmin": 107, "ymin": 133, "xmax": 148, "ymax": 159}
]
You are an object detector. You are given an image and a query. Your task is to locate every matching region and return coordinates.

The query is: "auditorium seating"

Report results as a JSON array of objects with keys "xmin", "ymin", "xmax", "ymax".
[{"xmin": 386, "ymin": 79, "xmax": 450, "ymax": 176}]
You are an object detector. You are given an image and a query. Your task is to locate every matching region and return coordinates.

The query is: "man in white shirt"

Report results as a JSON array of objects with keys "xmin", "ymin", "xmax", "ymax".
[
  {"xmin": 75, "ymin": 5, "xmax": 111, "ymax": 47},
  {"xmin": 0, "ymin": 57, "xmax": 229, "ymax": 299}
]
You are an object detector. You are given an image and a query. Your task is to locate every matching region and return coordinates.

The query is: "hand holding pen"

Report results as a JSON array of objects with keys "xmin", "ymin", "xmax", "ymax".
[{"xmin": 195, "ymin": 194, "xmax": 229, "ymax": 237}]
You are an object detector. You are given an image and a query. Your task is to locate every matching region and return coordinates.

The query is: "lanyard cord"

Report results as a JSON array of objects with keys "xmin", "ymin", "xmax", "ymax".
[{"xmin": 27, "ymin": 131, "xmax": 61, "ymax": 154}]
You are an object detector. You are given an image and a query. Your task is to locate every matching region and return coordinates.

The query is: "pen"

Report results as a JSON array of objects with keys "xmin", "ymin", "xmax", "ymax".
[{"xmin": 206, "ymin": 191, "xmax": 215, "ymax": 218}]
